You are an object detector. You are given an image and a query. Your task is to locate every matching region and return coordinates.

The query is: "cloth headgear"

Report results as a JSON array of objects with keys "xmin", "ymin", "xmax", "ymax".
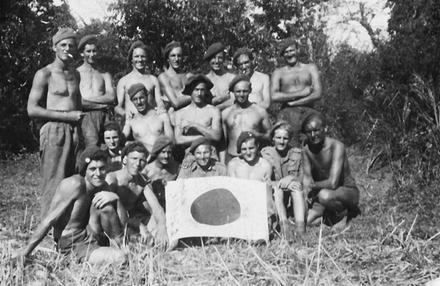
[
  {"xmin": 127, "ymin": 83, "xmax": 147, "ymax": 99},
  {"xmin": 151, "ymin": 136, "xmax": 173, "ymax": 157},
  {"xmin": 128, "ymin": 40, "xmax": 147, "ymax": 62},
  {"xmin": 204, "ymin": 42, "xmax": 225, "ymax": 61},
  {"xmin": 162, "ymin": 41, "xmax": 182, "ymax": 59},
  {"xmin": 182, "ymin": 74, "xmax": 214, "ymax": 95},
  {"xmin": 78, "ymin": 34, "xmax": 97, "ymax": 52},
  {"xmin": 189, "ymin": 137, "xmax": 212, "ymax": 154},
  {"xmin": 236, "ymin": 131, "xmax": 257, "ymax": 153},
  {"xmin": 52, "ymin": 27, "xmax": 76, "ymax": 46},
  {"xmin": 78, "ymin": 146, "xmax": 108, "ymax": 176},
  {"xmin": 228, "ymin": 74, "xmax": 250, "ymax": 92},
  {"xmin": 270, "ymin": 120, "xmax": 293, "ymax": 139}
]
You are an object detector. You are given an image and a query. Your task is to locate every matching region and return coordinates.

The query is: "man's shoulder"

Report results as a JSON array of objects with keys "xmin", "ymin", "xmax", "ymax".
[
  {"xmin": 59, "ymin": 175, "xmax": 85, "ymax": 194},
  {"xmin": 252, "ymin": 71, "xmax": 269, "ymax": 80},
  {"xmin": 258, "ymin": 156, "xmax": 272, "ymax": 168},
  {"xmin": 261, "ymin": 146, "xmax": 277, "ymax": 158},
  {"xmin": 327, "ymin": 137, "xmax": 345, "ymax": 151}
]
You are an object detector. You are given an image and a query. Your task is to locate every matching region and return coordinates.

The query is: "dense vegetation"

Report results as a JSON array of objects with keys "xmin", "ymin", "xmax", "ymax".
[{"xmin": 1, "ymin": 0, "xmax": 440, "ymax": 236}]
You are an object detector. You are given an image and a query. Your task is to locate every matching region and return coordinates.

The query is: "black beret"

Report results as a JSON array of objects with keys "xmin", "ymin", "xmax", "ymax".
[
  {"xmin": 182, "ymin": 74, "xmax": 214, "ymax": 95},
  {"xmin": 78, "ymin": 34, "xmax": 97, "ymax": 52},
  {"xmin": 236, "ymin": 131, "xmax": 257, "ymax": 153},
  {"xmin": 228, "ymin": 74, "xmax": 250, "ymax": 92},
  {"xmin": 189, "ymin": 137, "xmax": 212, "ymax": 154},
  {"xmin": 203, "ymin": 42, "xmax": 225, "ymax": 61},
  {"xmin": 127, "ymin": 83, "xmax": 147, "ymax": 99}
]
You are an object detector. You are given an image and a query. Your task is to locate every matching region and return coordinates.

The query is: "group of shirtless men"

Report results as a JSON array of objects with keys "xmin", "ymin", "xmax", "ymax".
[{"xmin": 15, "ymin": 27, "xmax": 360, "ymax": 264}]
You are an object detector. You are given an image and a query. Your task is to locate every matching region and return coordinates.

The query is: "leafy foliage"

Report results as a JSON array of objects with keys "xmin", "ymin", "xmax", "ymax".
[{"xmin": 0, "ymin": 0, "xmax": 76, "ymax": 155}]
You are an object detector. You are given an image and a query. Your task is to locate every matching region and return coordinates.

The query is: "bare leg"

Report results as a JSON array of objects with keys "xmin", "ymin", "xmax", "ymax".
[{"xmin": 89, "ymin": 204, "xmax": 124, "ymax": 246}]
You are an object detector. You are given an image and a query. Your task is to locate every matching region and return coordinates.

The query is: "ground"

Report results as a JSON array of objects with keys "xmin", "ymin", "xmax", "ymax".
[{"xmin": 0, "ymin": 149, "xmax": 439, "ymax": 285}]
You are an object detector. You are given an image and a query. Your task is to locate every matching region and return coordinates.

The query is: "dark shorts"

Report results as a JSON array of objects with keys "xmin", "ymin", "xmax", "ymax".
[
  {"xmin": 81, "ymin": 108, "xmax": 112, "ymax": 148},
  {"xmin": 277, "ymin": 106, "xmax": 321, "ymax": 147},
  {"xmin": 39, "ymin": 122, "xmax": 82, "ymax": 218},
  {"xmin": 57, "ymin": 228, "xmax": 101, "ymax": 262}
]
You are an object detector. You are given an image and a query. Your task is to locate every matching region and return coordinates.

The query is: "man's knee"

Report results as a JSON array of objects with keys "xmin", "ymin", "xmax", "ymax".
[
  {"xmin": 317, "ymin": 189, "xmax": 336, "ymax": 206},
  {"xmin": 96, "ymin": 204, "xmax": 118, "ymax": 217}
]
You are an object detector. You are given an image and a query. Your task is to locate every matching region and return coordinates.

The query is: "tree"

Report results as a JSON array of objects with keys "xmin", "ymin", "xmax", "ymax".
[{"xmin": 0, "ymin": 0, "xmax": 76, "ymax": 154}]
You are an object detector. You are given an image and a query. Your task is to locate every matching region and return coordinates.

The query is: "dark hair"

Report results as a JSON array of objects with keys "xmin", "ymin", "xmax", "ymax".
[
  {"xmin": 233, "ymin": 48, "xmax": 254, "ymax": 67},
  {"xmin": 103, "ymin": 121, "xmax": 125, "ymax": 146},
  {"xmin": 301, "ymin": 113, "xmax": 326, "ymax": 133},
  {"xmin": 79, "ymin": 149, "xmax": 108, "ymax": 176},
  {"xmin": 121, "ymin": 142, "xmax": 149, "ymax": 159}
]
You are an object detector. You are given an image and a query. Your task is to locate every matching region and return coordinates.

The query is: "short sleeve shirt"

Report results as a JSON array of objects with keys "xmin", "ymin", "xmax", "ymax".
[
  {"xmin": 261, "ymin": 146, "xmax": 302, "ymax": 181},
  {"xmin": 177, "ymin": 159, "xmax": 227, "ymax": 179}
]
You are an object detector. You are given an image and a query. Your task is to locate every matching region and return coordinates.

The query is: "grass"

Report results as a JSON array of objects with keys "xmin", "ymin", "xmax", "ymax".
[{"xmin": 1, "ymin": 151, "xmax": 439, "ymax": 285}]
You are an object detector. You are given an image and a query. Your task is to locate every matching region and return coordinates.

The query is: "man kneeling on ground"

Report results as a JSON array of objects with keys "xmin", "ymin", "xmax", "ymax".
[
  {"xmin": 105, "ymin": 142, "xmax": 171, "ymax": 247},
  {"xmin": 14, "ymin": 147, "xmax": 126, "ymax": 264},
  {"xmin": 302, "ymin": 114, "xmax": 361, "ymax": 226}
]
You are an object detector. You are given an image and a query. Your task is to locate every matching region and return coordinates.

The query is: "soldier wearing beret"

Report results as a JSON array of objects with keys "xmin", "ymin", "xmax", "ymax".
[
  {"xmin": 14, "ymin": 147, "xmax": 126, "ymax": 264},
  {"xmin": 115, "ymin": 40, "xmax": 165, "ymax": 119},
  {"xmin": 204, "ymin": 42, "xmax": 235, "ymax": 110},
  {"xmin": 27, "ymin": 27, "xmax": 85, "ymax": 218},
  {"xmin": 122, "ymin": 83, "xmax": 173, "ymax": 153},
  {"xmin": 174, "ymin": 74, "xmax": 222, "ymax": 162},
  {"xmin": 221, "ymin": 75, "xmax": 271, "ymax": 164},
  {"xmin": 77, "ymin": 34, "xmax": 116, "ymax": 148}
]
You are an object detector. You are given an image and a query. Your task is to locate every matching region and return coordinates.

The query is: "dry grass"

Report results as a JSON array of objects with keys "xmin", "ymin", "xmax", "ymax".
[{"xmin": 1, "ymin": 152, "xmax": 439, "ymax": 285}]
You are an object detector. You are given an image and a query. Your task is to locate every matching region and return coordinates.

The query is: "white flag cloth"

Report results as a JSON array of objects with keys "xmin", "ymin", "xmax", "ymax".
[{"xmin": 166, "ymin": 176, "xmax": 269, "ymax": 242}]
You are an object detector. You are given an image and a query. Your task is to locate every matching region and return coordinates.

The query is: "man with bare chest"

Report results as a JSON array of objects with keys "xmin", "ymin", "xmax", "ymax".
[
  {"xmin": 222, "ymin": 75, "xmax": 271, "ymax": 164},
  {"xmin": 116, "ymin": 40, "xmax": 165, "ymax": 119},
  {"xmin": 174, "ymin": 74, "xmax": 222, "ymax": 161},
  {"xmin": 272, "ymin": 38, "xmax": 322, "ymax": 147},
  {"xmin": 233, "ymin": 48, "xmax": 271, "ymax": 109},
  {"xmin": 123, "ymin": 84, "xmax": 173, "ymax": 153},
  {"xmin": 27, "ymin": 28, "xmax": 85, "ymax": 217},
  {"xmin": 106, "ymin": 143, "xmax": 171, "ymax": 247},
  {"xmin": 77, "ymin": 35, "xmax": 116, "ymax": 147},
  {"xmin": 158, "ymin": 41, "xmax": 193, "ymax": 113},
  {"xmin": 204, "ymin": 42, "xmax": 235, "ymax": 110},
  {"xmin": 302, "ymin": 114, "xmax": 360, "ymax": 226}
]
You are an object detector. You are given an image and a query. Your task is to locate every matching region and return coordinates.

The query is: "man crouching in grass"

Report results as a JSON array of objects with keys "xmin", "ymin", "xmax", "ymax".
[
  {"xmin": 105, "ymin": 142, "xmax": 173, "ymax": 249},
  {"xmin": 13, "ymin": 147, "xmax": 126, "ymax": 264}
]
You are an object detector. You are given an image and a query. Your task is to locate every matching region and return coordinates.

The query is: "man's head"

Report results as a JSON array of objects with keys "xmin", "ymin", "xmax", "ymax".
[
  {"xmin": 182, "ymin": 74, "xmax": 213, "ymax": 106},
  {"xmin": 204, "ymin": 42, "xmax": 225, "ymax": 72},
  {"xmin": 103, "ymin": 121, "xmax": 123, "ymax": 152},
  {"xmin": 121, "ymin": 142, "xmax": 149, "ymax": 176},
  {"xmin": 229, "ymin": 74, "xmax": 251, "ymax": 105},
  {"xmin": 190, "ymin": 137, "xmax": 213, "ymax": 168},
  {"xmin": 233, "ymin": 48, "xmax": 254, "ymax": 76},
  {"xmin": 78, "ymin": 146, "xmax": 108, "ymax": 187},
  {"xmin": 302, "ymin": 113, "xmax": 326, "ymax": 146},
  {"xmin": 270, "ymin": 120, "xmax": 293, "ymax": 152},
  {"xmin": 52, "ymin": 27, "xmax": 77, "ymax": 62},
  {"xmin": 237, "ymin": 131, "xmax": 259, "ymax": 163},
  {"xmin": 128, "ymin": 83, "xmax": 149, "ymax": 113},
  {"xmin": 151, "ymin": 135, "xmax": 174, "ymax": 166},
  {"xmin": 163, "ymin": 41, "xmax": 183, "ymax": 70},
  {"xmin": 128, "ymin": 40, "xmax": 148, "ymax": 71},
  {"xmin": 78, "ymin": 34, "xmax": 98, "ymax": 65},
  {"xmin": 280, "ymin": 38, "xmax": 299, "ymax": 66}
]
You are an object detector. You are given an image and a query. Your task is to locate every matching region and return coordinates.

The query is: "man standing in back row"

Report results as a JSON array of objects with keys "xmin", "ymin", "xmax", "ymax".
[
  {"xmin": 271, "ymin": 38, "xmax": 322, "ymax": 147},
  {"xmin": 27, "ymin": 28, "xmax": 84, "ymax": 217},
  {"xmin": 77, "ymin": 34, "xmax": 116, "ymax": 147}
]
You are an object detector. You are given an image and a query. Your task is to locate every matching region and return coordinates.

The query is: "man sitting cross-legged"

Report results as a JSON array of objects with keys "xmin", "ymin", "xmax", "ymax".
[
  {"xmin": 14, "ymin": 147, "xmax": 126, "ymax": 264},
  {"xmin": 227, "ymin": 131, "xmax": 276, "ymax": 224},
  {"xmin": 123, "ymin": 83, "xmax": 173, "ymax": 153},
  {"xmin": 302, "ymin": 114, "xmax": 361, "ymax": 226},
  {"xmin": 105, "ymin": 142, "xmax": 171, "ymax": 247},
  {"xmin": 142, "ymin": 135, "xmax": 179, "ymax": 209}
]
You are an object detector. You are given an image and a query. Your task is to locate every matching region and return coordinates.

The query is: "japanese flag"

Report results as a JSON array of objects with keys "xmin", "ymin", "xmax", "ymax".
[{"xmin": 166, "ymin": 176, "xmax": 269, "ymax": 242}]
